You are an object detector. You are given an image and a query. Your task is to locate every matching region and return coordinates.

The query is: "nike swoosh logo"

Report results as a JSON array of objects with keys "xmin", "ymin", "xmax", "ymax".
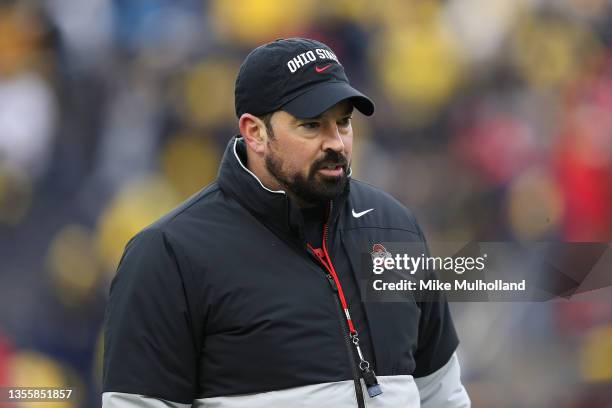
[
  {"xmin": 352, "ymin": 208, "xmax": 374, "ymax": 218},
  {"xmin": 315, "ymin": 64, "xmax": 332, "ymax": 73}
]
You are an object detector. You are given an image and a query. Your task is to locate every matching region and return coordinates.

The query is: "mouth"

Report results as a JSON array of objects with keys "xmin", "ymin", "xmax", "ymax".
[{"xmin": 317, "ymin": 164, "xmax": 345, "ymax": 177}]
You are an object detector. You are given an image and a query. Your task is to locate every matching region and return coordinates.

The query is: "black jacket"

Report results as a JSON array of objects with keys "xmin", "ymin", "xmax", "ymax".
[{"xmin": 102, "ymin": 136, "xmax": 459, "ymax": 407}]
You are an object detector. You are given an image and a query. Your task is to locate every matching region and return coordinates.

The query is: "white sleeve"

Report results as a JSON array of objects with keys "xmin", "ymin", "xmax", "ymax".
[
  {"xmin": 414, "ymin": 352, "xmax": 470, "ymax": 408},
  {"xmin": 102, "ymin": 392, "xmax": 192, "ymax": 408}
]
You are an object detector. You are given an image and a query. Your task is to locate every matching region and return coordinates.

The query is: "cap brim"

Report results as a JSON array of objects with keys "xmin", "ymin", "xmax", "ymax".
[{"xmin": 282, "ymin": 82, "xmax": 375, "ymax": 119}]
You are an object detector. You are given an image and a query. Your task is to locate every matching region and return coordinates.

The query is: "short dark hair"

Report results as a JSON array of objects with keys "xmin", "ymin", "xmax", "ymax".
[{"xmin": 258, "ymin": 112, "xmax": 275, "ymax": 139}]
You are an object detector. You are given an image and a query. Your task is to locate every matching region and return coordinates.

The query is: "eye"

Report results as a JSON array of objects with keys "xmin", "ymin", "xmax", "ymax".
[
  {"xmin": 300, "ymin": 122, "xmax": 320, "ymax": 130},
  {"xmin": 338, "ymin": 116, "xmax": 352, "ymax": 127}
]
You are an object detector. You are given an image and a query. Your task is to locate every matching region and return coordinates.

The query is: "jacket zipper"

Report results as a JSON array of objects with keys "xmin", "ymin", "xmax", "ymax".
[{"xmin": 309, "ymin": 202, "xmax": 366, "ymax": 408}]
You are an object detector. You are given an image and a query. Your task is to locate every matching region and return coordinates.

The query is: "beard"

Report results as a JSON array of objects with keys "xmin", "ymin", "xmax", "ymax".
[{"xmin": 265, "ymin": 147, "xmax": 349, "ymax": 206}]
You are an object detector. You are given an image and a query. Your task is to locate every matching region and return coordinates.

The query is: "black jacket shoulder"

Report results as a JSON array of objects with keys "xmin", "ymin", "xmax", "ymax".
[{"xmin": 145, "ymin": 182, "xmax": 223, "ymax": 234}]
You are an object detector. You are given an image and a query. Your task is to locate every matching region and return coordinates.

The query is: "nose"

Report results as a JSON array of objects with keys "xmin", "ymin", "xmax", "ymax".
[{"xmin": 321, "ymin": 122, "xmax": 345, "ymax": 153}]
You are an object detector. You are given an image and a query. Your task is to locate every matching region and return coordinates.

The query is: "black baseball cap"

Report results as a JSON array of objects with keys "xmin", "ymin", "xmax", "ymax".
[{"xmin": 235, "ymin": 37, "xmax": 374, "ymax": 119}]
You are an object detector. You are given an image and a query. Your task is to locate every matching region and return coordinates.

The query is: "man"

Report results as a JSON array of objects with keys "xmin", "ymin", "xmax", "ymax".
[{"xmin": 102, "ymin": 37, "xmax": 470, "ymax": 407}]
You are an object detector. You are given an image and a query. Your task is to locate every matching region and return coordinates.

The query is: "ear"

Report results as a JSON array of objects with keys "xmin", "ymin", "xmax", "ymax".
[{"xmin": 239, "ymin": 113, "xmax": 270, "ymax": 155}]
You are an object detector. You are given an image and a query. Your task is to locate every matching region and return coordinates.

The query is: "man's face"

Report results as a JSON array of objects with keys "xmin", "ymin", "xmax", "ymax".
[{"xmin": 263, "ymin": 100, "xmax": 354, "ymax": 206}]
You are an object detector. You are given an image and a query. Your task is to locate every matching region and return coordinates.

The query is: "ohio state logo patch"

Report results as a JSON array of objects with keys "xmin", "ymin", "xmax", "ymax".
[{"xmin": 371, "ymin": 243, "xmax": 392, "ymax": 264}]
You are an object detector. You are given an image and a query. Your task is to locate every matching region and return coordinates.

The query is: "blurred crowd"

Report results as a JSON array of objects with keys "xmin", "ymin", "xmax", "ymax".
[{"xmin": 0, "ymin": 0, "xmax": 611, "ymax": 407}]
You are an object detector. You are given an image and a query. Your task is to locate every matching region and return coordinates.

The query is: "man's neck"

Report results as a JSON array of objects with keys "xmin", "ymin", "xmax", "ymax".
[{"xmin": 244, "ymin": 149, "xmax": 283, "ymax": 190}]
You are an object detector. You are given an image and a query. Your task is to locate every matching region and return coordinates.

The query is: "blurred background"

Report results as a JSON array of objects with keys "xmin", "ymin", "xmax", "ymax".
[{"xmin": 0, "ymin": 0, "xmax": 611, "ymax": 406}]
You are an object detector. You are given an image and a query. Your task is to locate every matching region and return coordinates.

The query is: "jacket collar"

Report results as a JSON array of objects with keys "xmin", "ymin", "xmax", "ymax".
[{"xmin": 217, "ymin": 136, "xmax": 349, "ymax": 241}]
